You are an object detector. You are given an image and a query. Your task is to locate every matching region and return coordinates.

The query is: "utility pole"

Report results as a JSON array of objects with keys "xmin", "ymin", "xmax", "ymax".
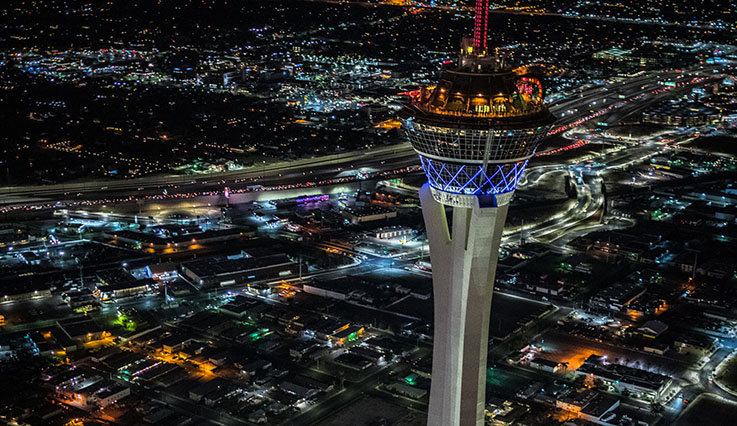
[
  {"xmin": 299, "ymin": 253, "xmax": 303, "ymax": 280},
  {"xmin": 692, "ymin": 251, "xmax": 698, "ymax": 281},
  {"xmin": 520, "ymin": 218, "xmax": 525, "ymax": 246}
]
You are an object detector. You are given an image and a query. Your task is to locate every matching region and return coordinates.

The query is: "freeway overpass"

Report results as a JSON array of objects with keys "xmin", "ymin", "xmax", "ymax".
[{"xmin": 0, "ymin": 66, "xmax": 725, "ymax": 210}]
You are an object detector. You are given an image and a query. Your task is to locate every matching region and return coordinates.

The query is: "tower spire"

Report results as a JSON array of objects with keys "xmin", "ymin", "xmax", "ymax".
[{"xmin": 472, "ymin": 0, "xmax": 490, "ymax": 52}]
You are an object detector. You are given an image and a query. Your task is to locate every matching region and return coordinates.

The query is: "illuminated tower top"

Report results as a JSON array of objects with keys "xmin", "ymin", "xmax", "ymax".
[{"xmin": 398, "ymin": 1, "xmax": 555, "ymax": 208}]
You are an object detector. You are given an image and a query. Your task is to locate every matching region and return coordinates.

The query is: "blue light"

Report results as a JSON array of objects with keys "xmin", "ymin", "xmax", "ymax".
[{"xmin": 419, "ymin": 156, "xmax": 528, "ymax": 196}]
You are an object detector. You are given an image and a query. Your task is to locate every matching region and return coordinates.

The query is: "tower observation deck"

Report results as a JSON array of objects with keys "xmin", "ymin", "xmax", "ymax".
[
  {"xmin": 399, "ymin": 41, "xmax": 555, "ymax": 208},
  {"xmin": 398, "ymin": 2, "xmax": 556, "ymax": 426}
]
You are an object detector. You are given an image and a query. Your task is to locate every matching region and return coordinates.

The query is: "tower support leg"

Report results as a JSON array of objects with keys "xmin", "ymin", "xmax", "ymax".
[{"xmin": 420, "ymin": 184, "xmax": 509, "ymax": 426}]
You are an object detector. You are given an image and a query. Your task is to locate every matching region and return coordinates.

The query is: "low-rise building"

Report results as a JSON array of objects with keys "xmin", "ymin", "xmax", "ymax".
[
  {"xmin": 279, "ymin": 380, "xmax": 319, "ymax": 400},
  {"xmin": 342, "ymin": 206, "xmax": 397, "ymax": 224},
  {"xmin": 556, "ymin": 389, "xmax": 598, "ymax": 414},
  {"xmin": 56, "ymin": 374, "xmax": 129, "ymax": 408},
  {"xmin": 303, "ymin": 281, "xmax": 352, "ymax": 300},
  {"xmin": 330, "ymin": 325, "xmax": 364, "ymax": 346},
  {"xmin": 181, "ymin": 254, "xmax": 294, "ymax": 287},
  {"xmin": 105, "ymin": 227, "xmax": 253, "ymax": 250},
  {"xmin": 91, "ymin": 383, "xmax": 130, "ymax": 407},
  {"xmin": 486, "ymin": 398, "xmax": 530, "ymax": 426},
  {"xmin": 386, "ymin": 381, "xmax": 427, "ymax": 399},
  {"xmin": 530, "ymin": 357, "xmax": 565, "ymax": 373},
  {"xmin": 575, "ymin": 355, "xmax": 671, "ymax": 401},
  {"xmin": 674, "ymin": 334, "xmax": 716, "ymax": 357},
  {"xmin": 188, "ymin": 378, "xmax": 230, "ymax": 402},
  {"xmin": 589, "ymin": 282, "xmax": 646, "ymax": 313},
  {"xmin": 57, "ymin": 317, "xmax": 108, "ymax": 344},
  {"xmin": 17, "ymin": 251, "xmax": 42, "ymax": 265},
  {"xmin": 579, "ymin": 394, "xmax": 620, "ymax": 425},
  {"xmin": 159, "ymin": 333, "xmax": 194, "ymax": 353},
  {"xmin": 94, "ymin": 278, "xmax": 157, "ymax": 300},
  {"xmin": 371, "ymin": 226, "xmax": 413, "ymax": 240},
  {"xmin": 642, "ymin": 341, "xmax": 669, "ymax": 355},
  {"xmin": 642, "ymin": 101, "xmax": 722, "ymax": 127},
  {"xmin": 635, "ymin": 320, "xmax": 669, "ymax": 339}
]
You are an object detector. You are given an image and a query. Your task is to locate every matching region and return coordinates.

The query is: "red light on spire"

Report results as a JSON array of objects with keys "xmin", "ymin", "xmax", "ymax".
[{"xmin": 473, "ymin": 0, "xmax": 489, "ymax": 51}]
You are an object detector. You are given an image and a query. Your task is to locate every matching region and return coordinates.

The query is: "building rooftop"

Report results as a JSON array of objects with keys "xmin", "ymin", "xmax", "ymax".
[
  {"xmin": 98, "ymin": 278, "xmax": 156, "ymax": 292},
  {"xmin": 57, "ymin": 317, "xmax": 104, "ymax": 340},
  {"xmin": 182, "ymin": 254, "xmax": 293, "ymax": 278},
  {"xmin": 579, "ymin": 355, "xmax": 671, "ymax": 391}
]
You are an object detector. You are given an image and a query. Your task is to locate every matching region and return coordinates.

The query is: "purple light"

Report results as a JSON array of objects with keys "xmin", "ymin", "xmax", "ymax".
[
  {"xmin": 419, "ymin": 156, "xmax": 527, "ymax": 196},
  {"xmin": 296, "ymin": 195, "xmax": 329, "ymax": 203}
]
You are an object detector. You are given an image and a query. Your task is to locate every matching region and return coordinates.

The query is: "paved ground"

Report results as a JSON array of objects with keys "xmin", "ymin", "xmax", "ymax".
[
  {"xmin": 314, "ymin": 396, "xmax": 411, "ymax": 426},
  {"xmin": 675, "ymin": 393, "xmax": 737, "ymax": 426},
  {"xmin": 537, "ymin": 330, "xmax": 691, "ymax": 376}
]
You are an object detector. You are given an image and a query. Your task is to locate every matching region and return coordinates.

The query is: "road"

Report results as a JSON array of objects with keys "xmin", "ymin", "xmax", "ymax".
[
  {"xmin": 1, "ymin": 64, "xmax": 730, "ymax": 424},
  {"xmin": 0, "ymin": 66, "xmax": 725, "ymax": 213}
]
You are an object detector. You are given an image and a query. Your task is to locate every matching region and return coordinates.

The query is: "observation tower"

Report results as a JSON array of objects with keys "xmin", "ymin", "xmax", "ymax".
[{"xmin": 398, "ymin": 1, "xmax": 555, "ymax": 425}]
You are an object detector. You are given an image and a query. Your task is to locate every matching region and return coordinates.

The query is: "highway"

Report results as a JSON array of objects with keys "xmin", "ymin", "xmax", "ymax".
[{"xmin": 0, "ymin": 66, "xmax": 725, "ymax": 212}]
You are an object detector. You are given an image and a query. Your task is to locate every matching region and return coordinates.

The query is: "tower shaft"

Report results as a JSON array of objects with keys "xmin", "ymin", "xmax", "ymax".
[
  {"xmin": 420, "ymin": 184, "xmax": 509, "ymax": 426},
  {"xmin": 400, "ymin": 17, "xmax": 554, "ymax": 425}
]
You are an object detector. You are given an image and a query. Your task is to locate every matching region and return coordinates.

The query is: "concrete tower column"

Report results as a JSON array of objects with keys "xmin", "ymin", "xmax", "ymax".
[{"xmin": 420, "ymin": 184, "xmax": 509, "ymax": 426}]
